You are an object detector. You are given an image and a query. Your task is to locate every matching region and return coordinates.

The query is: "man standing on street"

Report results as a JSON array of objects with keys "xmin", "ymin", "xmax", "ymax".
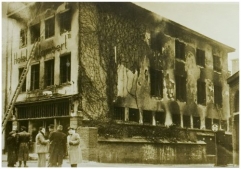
[
  {"xmin": 47, "ymin": 124, "xmax": 54, "ymax": 167},
  {"xmin": 49, "ymin": 125, "xmax": 67, "ymax": 167},
  {"xmin": 67, "ymin": 127, "xmax": 82, "ymax": 167},
  {"xmin": 16, "ymin": 126, "xmax": 31, "ymax": 167}
]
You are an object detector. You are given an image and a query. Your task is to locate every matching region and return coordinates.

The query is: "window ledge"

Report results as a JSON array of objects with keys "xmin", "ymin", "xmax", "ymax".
[
  {"xmin": 60, "ymin": 82, "xmax": 72, "ymax": 86},
  {"xmin": 213, "ymin": 70, "xmax": 222, "ymax": 74},
  {"xmin": 175, "ymin": 58, "xmax": 186, "ymax": 63},
  {"xmin": 197, "ymin": 65, "xmax": 205, "ymax": 69}
]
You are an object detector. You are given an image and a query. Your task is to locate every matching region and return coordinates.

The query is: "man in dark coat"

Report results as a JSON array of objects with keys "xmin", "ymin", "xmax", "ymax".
[
  {"xmin": 47, "ymin": 124, "xmax": 55, "ymax": 167},
  {"xmin": 49, "ymin": 125, "xmax": 67, "ymax": 167},
  {"xmin": 16, "ymin": 126, "xmax": 31, "ymax": 167},
  {"xmin": 7, "ymin": 131, "xmax": 17, "ymax": 167}
]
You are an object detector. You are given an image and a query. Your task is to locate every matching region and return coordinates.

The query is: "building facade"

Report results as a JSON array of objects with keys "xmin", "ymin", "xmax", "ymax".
[
  {"xmin": 3, "ymin": 2, "xmax": 234, "ymax": 156},
  {"xmin": 227, "ymin": 71, "xmax": 239, "ymax": 166}
]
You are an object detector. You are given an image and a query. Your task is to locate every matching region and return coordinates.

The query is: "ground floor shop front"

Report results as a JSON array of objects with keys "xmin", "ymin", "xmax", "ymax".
[{"xmin": 3, "ymin": 95, "xmax": 82, "ymax": 153}]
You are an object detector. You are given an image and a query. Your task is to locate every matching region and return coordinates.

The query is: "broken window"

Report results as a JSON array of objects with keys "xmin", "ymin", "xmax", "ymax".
[
  {"xmin": 60, "ymin": 53, "xmax": 71, "ymax": 84},
  {"xmin": 45, "ymin": 59, "xmax": 55, "ymax": 87},
  {"xmin": 196, "ymin": 49, "xmax": 205, "ymax": 67},
  {"xmin": 193, "ymin": 116, "xmax": 200, "ymax": 129},
  {"xmin": 172, "ymin": 114, "xmax": 180, "ymax": 126},
  {"xmin": 113, "ymin": 107, "xmax": 125, "ymax": 121},
  {"xmin": 19, "ymin": 29, "xmax": 27, "ymax": 48},
  {"xmin": 19, "ymin": 68, "xmax": 26, "ymax": 92},
  {"xmin": 129, "ymin": 108, "xmax": 139, "ymax": 123},
  {"xmin": 59, "ymin": 10, "xmax": 71, "ymax": 34},
  {"xmin": 197, "ymin": 80, "xmax": 206, "ymax": 105},
  {"xmin": 183, "ymin": 115, "xmax": 191, "ymax": 128},
  {"xmin": 213, "ymin": 55, "xmax": 221, "ymax": 72},
  {"xmin": 214, "ymin": 85, "xmax": 222, "ymax": 107},
  {"xmin": 150, "ymin": 68, "xmax": 163, "ymax": 97},
  {"xmin": 45, "ymin": 17, "xmax": 55, "ymax": 38},
  {"xmin": 175, "ymin": 75, "xmax": 186, "ymax": 102},
  {"xmin": 30, "ymin": 23, "xmax": 40, "ymax": 44},
  {"xmin": 205, "ymin": 118, "xmax": 212, "ymax": 130},
  {"xmin": 155, "ymin": 111, "xmax": 165, "ymax": 125},
  {"xmin": 175, "ymin": 40, "xmax": 185, "ymax": 60},
  {"xmin": 30, "ymin": 64, "xmax": 40, "ymax": 91},
  {"xmin": 220, "ymin": 120, "xmax": 227, "ymax": 131},
  {"xmin": 143, "ymin": 110, "xmax": 152, "ymax": 124}
]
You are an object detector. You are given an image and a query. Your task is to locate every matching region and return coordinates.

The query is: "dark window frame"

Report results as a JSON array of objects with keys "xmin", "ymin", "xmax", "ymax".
[
  {"xmin": 30, "ymin": 64, "xmax": 40, "ymax": 91},
  {"xmin": 172, "ymin": 114, "xmax": 180, "ymax": 126},
  {"xmin": 45, "ymin": 17, "xmax": 55, "ymax": 39},
  {"xmin": 30, "ymin": 23, "xmax": 40, "ymax": 44},
  {"xmin": 193, "ymin": 116, "xmax": 200, "ymax": 129},
  {"xmin": 150, "ymin": 68, "xmax": 163, "ymax": 97},
  {"xmin": 197, "ymin": 80, "xmax": 206, "ymax": 105},
  {"xmin": 129, "ymin": 108, "xmax": 139, "ymax": 123},
  {"xmin": 183, "ymin": 115, "xmax": 191, "ymax": 128},
  {"xmin": 59, "ymin": 10, "xmax": 71, "ymax": 34},
  {"xmin": 60, "ymin": 53, "xmax": 71, "ymax": 84},
  {"xmin": 175, "ymin": 40, "xmax": 185, "ymax": 60},
  {"xmin": 155, "ymin": 111, "xmax": 165, "ymax": 125},
  {"xmin": 175, "ymin": 75, "xmax": 186, "ymax": 102},
  {"xmin": 214, "ymin": 85, "xmax": 222, "ymax": 107},
  {"xmin": 44, "ymin": 59, "xmax": 55, "ymax": 87},
  {"xmin": 143, "ymin": 110, "xmax": 152, "ymax": 124},
  {"xmin": 196, "ymin": 49, "xmax": 205, "ymax": 67},
  {"xmin": 113, "ymin": 107, "xmax": 125, "ymax": 121},
  {"xmin": 213, "ymin": 55, "xmax": 221, "ymax": 72},
  {"xmin": 19, "ymin": 68, "xmax": 27, "ymax": 92},
  {"xmin": 20, "ymin": 29, "xmax": 27, "ymax": 48},
  {"xmin": 205, "ymin": 118, "xmax": 212, "ymax": 130}
]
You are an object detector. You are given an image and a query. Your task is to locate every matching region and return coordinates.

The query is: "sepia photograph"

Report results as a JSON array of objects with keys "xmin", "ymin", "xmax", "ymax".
[{"xmin": 1, "ymin": 1, "xmax": 239, "ymax": 167}]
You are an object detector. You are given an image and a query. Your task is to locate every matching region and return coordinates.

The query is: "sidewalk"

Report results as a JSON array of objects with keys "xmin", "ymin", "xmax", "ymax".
[{"xmin": 1, "ymin": 154, "xmax": 234, "ymax": 168}]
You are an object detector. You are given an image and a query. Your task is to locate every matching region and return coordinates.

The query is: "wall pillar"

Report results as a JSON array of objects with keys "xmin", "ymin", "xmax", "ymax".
[
  {"xmin": 152, "ymin": 111, "xmax": 156, "ymax": 126},
  {"xmin": 124, "ymin": 107, "xmax": 129, "ymax": 121},
  {"xmin": 139, "ymin": 109, "xmax": 143, "ymax": 124},
  {"xmin": 77, "ymin": 127, "xmax": 98, "ymax": 162},
  {"xmin": 70, "ymin": 116, "xmax": 82, "ymax": 129},
  {"xmin": 190, "ymin": 115, "xmax": 193, "ymax": 128},
  {"xmin": 180, "ymin": 114, "xmax": 183, "ymax": 128}
]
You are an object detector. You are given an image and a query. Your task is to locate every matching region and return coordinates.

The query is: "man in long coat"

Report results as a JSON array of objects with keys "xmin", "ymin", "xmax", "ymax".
[
  {"xmin": 7, "ymin": 131, "xmax": 17, "ymax": 167},
  {"xmin": 47, "ymin": 124, "xmax": 54, "ymax": 167},
  {"xmin": 16, "ymin": 126, "xmax": 31, "ymax": 167},
  {"xmin": 49, "ymin": 125, "xmax": 67, "ymax": 167},
  {"xmin": 67, "ymin": 127, "xmax": 82, "ymax": 167}
]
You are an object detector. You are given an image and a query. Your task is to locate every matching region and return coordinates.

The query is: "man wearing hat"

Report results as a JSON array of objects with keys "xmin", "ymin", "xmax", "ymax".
[
  {"xmin": 67, "ymin": 127, "xmax": 82, "ymax": 167},
  {"xmin": 16, "ymin": 126, "xmax": 31, "ymax": 167},
  {"xmin": 49, "ymin": 125, "xmax": 67, "ymax": 167}
]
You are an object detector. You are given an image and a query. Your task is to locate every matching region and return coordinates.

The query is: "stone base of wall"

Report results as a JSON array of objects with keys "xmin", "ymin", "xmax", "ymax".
[
  {"xmin": 98, "ymin": 138, "xmax": 207, "ymax": 164},
  {"xmin": 77, "ymin": 127, "xmax": 98, "ymax": 161}
]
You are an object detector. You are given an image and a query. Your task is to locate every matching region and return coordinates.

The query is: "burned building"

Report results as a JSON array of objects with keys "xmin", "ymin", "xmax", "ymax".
[{"xmin": 3, "ymin": 2, "xmax": 234, "ymax": 159}]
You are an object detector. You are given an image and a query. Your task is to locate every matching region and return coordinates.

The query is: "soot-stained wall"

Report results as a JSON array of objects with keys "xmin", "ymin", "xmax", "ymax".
[{"xmin": 78, "ymin": 2, "xmax": 232, "ymax": 127}]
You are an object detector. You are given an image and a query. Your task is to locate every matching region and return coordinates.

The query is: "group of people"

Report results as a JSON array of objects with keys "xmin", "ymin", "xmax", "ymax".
[{"xmin": 7, "ymin": 125, "xmax": 82, "ymax": 167}]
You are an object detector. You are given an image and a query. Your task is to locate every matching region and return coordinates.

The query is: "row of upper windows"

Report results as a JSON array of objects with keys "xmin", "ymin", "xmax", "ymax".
[
  {"xmin": 150, "ymin": 69, "xmax": 222, "ymax": 106},
  {"xmin": 19, "ymin": 54, "xmax": 71, "ymax": 92},
  {"xmin": 113, "ymin": 107, "xmax": 228, "ymax": 131},
  {"xmin": 19, "ymin": 10, "xmax": 71, "ymax": 48},
  {"xmin": 175, "ymin": 40, "xmax": 222, "ymax": 72}
]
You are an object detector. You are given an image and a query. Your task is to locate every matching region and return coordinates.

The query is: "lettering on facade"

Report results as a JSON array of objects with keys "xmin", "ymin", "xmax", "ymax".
[
  {"xmin": 39, "ymin": 43, "xmax": 65, "ymax": 56},
  {"xmin": 14, "ymin": 41, "xmax": 66, "ymax": 64}
]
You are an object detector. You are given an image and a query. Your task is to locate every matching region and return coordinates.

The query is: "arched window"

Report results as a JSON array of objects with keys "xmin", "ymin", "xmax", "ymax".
[{"xmin": 234, "ymin": 90, "xmax": 239, "ymax": 112}]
